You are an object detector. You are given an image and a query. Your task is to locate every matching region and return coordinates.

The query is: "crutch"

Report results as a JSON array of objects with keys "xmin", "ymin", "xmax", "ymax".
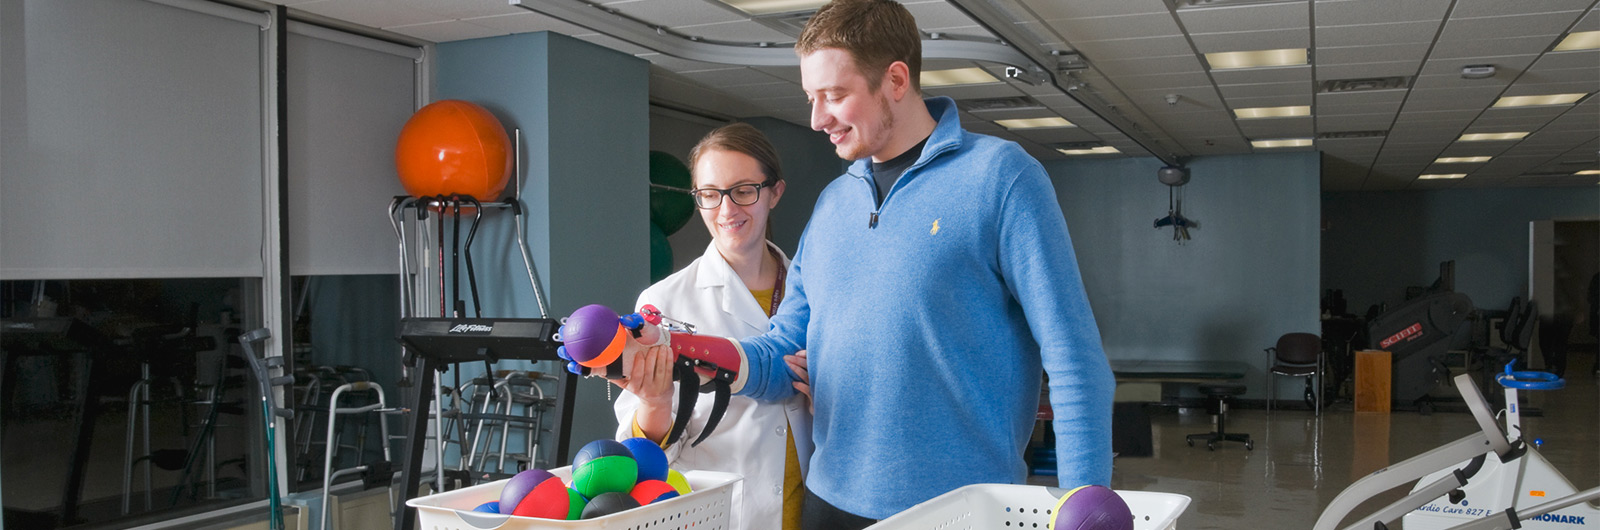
[{"xmin": 241, "ymin": 329, "xmax": 294, "ymax": 530}]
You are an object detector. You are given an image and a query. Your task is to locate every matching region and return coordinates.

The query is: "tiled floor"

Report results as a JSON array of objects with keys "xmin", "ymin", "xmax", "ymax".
[{"xmin": 1103, "ymin": 352, "xmax": 1599, "ymax": 529}]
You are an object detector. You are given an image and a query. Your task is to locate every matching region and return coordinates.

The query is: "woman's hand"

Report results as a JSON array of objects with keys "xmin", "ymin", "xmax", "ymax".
[{"xmin": 784, "ymin": 350, "xmax": 813, "ymax": 414}]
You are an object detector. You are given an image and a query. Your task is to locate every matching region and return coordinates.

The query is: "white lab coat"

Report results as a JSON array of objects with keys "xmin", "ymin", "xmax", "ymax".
[{"xmin": 613, "ymin": 241, "xmax": 813, "ymax": 530}]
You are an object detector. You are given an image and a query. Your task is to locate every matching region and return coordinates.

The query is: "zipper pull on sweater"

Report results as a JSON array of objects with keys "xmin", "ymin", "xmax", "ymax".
[{"xmin": 869, "ymin": 212, "xmax": 879, "ymax": 229}]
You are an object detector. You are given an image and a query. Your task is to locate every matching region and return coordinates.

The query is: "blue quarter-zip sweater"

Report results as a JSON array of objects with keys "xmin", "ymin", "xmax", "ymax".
[{"xmin": 737, "ymin": 97, "xmax": 1113, "ymax": 519}]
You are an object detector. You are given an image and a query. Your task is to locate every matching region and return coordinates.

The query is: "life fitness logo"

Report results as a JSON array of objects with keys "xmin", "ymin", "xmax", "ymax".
[
  {"xmin": 448, "ymin": 323, "xmax": 493, "ymax": 334},
  {"xmin": 1380, "ymin": 323, "xmax": 1423, "ymax": 349}
]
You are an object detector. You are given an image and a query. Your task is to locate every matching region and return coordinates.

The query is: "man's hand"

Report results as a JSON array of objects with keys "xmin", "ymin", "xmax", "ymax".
[{"xmin": 784, "ymin": 350, "xmax": 813, "ymax": 414}]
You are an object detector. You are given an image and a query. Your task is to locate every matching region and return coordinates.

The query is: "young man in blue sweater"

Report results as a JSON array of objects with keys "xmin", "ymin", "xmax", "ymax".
[{"xmin": 615, "ymin": 0, "xmax": 1113, "ymax": 527}]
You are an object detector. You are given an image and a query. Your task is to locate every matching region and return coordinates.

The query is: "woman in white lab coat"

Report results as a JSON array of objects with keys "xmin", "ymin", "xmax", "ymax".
[{"xmin": 612, "ymin": 123, "xmax": 813, "ymax": 530}]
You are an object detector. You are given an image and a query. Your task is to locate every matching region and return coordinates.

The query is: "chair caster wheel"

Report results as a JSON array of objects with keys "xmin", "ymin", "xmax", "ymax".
[
  {"xmin": 1186, "ymin": 439, "xmax": 1193, "ymax": 447},
  {"xmin": 1207, "ymin": 442, "xmax": 1215, "ymax": 451},
  {"xmin": 1245, "ymin": 440, "xmax": 1255, "ymax": 450}
]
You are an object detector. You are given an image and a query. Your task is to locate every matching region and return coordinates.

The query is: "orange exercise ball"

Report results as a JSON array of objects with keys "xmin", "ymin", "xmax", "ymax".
[{"xmin": 395, "ymin": 100, "xmax": 513, "ymax": 201}]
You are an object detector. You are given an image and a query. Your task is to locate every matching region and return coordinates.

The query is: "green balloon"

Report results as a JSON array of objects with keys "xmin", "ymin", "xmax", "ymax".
[
  {"xmin": 650, "ymin": 222, "xmax": 673, "ymax": 283},
  {"xmin": 649, "ymin": 151, "xmax": 695, "ymax": 235}
]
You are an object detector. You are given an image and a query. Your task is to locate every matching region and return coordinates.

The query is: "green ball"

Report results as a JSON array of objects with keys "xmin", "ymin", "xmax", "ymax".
[
  {"xmin": 649, "ymin": 222, "xmax": 673, "ymax": 283},
  {"xmin": 573, "ymin": 455, "xmax": 638, "ymax": 499},
  {"xmin": 564, "ymin": 488, "xmax": 587, "ymax": 520},
  {"xmin": 649, "ymin": 151, "xmax": 695, "ymax": 236}
]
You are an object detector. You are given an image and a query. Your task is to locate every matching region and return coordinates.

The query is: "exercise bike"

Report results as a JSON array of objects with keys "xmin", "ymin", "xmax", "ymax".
[{"xmin": 1314, "ymin": 367, "xmax": 1598, "ymax": 530}]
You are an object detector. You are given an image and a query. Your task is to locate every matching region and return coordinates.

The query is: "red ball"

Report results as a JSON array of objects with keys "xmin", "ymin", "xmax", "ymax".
[
  {"xmin": 395, "ymin": 100, "xmax": 512, "ymax": 201},
  {"xmin": 629, "ymin": 479, "xmax": 680, "ymax": 505},
  {"xmin": 501, "ymin": 470, "xmax": 582, "ymax": 520}
]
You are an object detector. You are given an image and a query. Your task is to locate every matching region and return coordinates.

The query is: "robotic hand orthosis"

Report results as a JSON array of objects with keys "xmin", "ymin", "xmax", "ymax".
[{"xmin": 555, "ymin": 304, "xmax": 748, "ymax": 447}]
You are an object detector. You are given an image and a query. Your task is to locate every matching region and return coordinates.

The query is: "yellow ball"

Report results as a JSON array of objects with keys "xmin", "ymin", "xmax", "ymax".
[{"xmin": 665, "ymin": 469, "xmax": 692, "ymax": 495}]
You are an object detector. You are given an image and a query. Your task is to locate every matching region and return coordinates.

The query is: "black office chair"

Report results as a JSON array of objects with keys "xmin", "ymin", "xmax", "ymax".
[
  {"xmin": 1185, "ymin": 383, "xmax": 1253, "ymax": 451},
  {"xmin": 1266, "ymin": 332, "xmax": 1323, "ymax": 414}
]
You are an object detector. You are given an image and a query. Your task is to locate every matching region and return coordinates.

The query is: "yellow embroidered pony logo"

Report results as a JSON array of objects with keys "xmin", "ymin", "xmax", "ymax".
[{"xmin": 930, "ymin": 218, "xmax": 941, "ymax": 235}]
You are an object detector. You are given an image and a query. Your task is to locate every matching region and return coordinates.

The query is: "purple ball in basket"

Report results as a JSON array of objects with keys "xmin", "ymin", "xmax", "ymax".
[
  {"xmin": 561, "ymin": 304, "xmax": 627, "ymax": 368},
  {"xmin": 501, "ymin": 469, "xmax": 582, "ymax": 519},
  {"xmin": 1050, "ymin": 485, "xmax": 1133, "ymax": 530},
  {"xmin": 620, "ymin": 437, "xmax": 669, "ymax": 482}
]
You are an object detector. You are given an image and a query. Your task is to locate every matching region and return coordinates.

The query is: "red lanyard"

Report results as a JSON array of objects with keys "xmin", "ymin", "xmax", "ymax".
[{"xmin": 768, "ymin": 247, "xmax": 786, "ymax": 318}]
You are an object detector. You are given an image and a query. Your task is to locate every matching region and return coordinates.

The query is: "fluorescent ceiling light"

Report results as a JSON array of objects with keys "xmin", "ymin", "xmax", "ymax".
[
  {"xmin": 1458, "ymin": 132, "xmax": 1529, "ymax": 142},
  {"xmin": 1251, "ymin": 138, "xmax": 1313, "ymax": 148},
  {"xmin": 1492, "ymin": 93, "xmax": 1588, "ymax": 107},
  {"xmin": 921, "ymin": 67, "xmax": 1000, "ymax": 87},
  {"xmin": 1576, "ymin": 169, "xmax": 1600, "ymax": 175},
  {"xmin": 1205, "ymin": 49, "xmax": 1307, "ymax": 70},
  {"xmin": 1434, "ymin": 156, "xmax": 1492, "ymax": 164},
  {"xmin": 1418, "ymin": 174, "xmax": 1467, "ymax": 180},
  {"xmin": 716, "ymin": 0, "xmax": 829, "ymax": 15},
  {"xmin": 1233, "ymin": 106, "xmax": 1310, "ymax": 119},
  {"xmin": 995, "ymin": 117, "xmax": 1074, "ymax": 129},
  {"xmin": 1552, "ymin": 31, "xmax": 1600, "ymax": 52},
  {"xmin": 1057, "ymin": 146, "xmax": 1122, "ymax": 156}
]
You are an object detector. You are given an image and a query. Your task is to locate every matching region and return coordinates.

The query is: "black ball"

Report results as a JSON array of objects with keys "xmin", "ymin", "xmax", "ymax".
[{"xmin": 580, "ymin": 491, "xmax": 641, "ymax": 519}]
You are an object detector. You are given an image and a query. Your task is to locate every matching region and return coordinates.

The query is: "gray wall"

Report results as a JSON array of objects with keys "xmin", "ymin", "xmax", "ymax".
[
  {"xmin": 437, "ymin": 32, "xmax": 651, "ymax": 454},
  {"xmin": 1046, "ymin": 152, "xmax": 1323, "ymax": 399},
  {"xmin": 1322, "ymin": 188, "xmax": 1600, "ymax": 316}
]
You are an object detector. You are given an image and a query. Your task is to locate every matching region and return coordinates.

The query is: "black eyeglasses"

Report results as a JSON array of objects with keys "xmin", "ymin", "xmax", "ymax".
[{"xmin": 689, "ymin": 179, "xmax": 778, "ymax": 209}]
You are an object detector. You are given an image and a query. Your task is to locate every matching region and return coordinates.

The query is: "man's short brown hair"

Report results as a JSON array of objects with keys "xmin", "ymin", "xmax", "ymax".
[{"xmin": 796, "ymin": 0, "xmax": 922, "ymax": 92}]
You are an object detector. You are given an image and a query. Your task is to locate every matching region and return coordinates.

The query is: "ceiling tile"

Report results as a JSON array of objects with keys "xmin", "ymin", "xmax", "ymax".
[
  {"xmin": 1314, "ymin": 0, "xmax": 1452, "ymax": 26},
  {"xmin": 1177, "ymin": 2, "xmax": 1308, "ymax": 34},
  {"xmin": 1236, "ymin": 117, "xmax": 1315, "ymax": 138},
  {"xmin": 1072, "ymin": 36, "xmax": 1195, "ymax": 60},
  {"xmin": 1092, "ymin": 56, "xmax": 1208, "ymax": 78},
  {"xmin": 608, "ymin": 0, "xmax": 746, "ymax": 28},
  {"xmin": 1418, "ymin": 54, "xmax": 1538, "ymax": 75},
  {"xmin": 1217, "ymin": 81, "xmax": 1309, "ymax": 99},
  {"xmin": 1226, "ymin": 94, "xmax": 1316, "ymax": 109},
  {"xmin": 1430, "ymin": 37, "xmax": 1562, "ymax": 59},
  {"xmin": 1317, "ymin": 99, "xmax": 1404, "ymax": 116},
  {"xmin": 1020, "ymin": 0, "xmax": 1172, "ymax": 19},
  {"xmin": 1411, "ymin": 73, "xmax": 1515, "ymax": 90},
  {"xmin": 1189, "ymin": 29, "xmax": 1310, "ymax": 53},
  {"xmin": 1105, "ymin": 71, "xmax": 1217, "ymax": 90},
  {"xmin": 1450, "ymin": 0, "xmax": 1593, "ymax": 18},
  {"xmin": 1315, "ymin": 21, "xmax": 1441, "ymax": 48},
  {"xmin": 1530, "ymin": 50, "xmax": 1600, "ymax": 71},
  {"xmin": 295, "ymin": 0, "xmax": 448, "ymax": 28},
  {"xmin": 1315, "ymin": 43, "xmax": 1432, "ymax": 65},
  {"xmin": 1318, "ymin": 89, "xmax": 1408, "ymax": 106},
  {"xmin": 1317, "ymin": 113, "xmax": 1396, "ymax": 131},
  {"xmin": 1315, "ymin": 61, "xmax": 1424, "ymax": 80},
  {"xmin": 1015, "ymin": 127, "xmax": 1102, "ymax": 144},
  {"xmin": 1208, "ymin": 65, "xmax": 1312, "ymax": 85},
  {"xmin": 903, "ymin": 1, "xmax": 981, "ymax": 31},
  {"xmin": 1042, "ymin": 13, "xmax": 1184, "ymax": 43}
]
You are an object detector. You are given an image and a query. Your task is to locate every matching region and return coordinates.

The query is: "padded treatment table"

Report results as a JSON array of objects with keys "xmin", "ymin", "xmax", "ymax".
[{"xmin": 1109, "ymin": 360, "xmax": 1250, "ymax": 457}]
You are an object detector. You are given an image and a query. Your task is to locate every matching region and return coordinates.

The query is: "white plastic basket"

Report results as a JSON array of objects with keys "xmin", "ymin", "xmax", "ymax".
[
  {"xmin": 866, "ymin": 484, "xmax": 1190, "ymax": 530},
  {"xmin": 406, "ymin": 466, "xmax": 741, "ymax": 530}
]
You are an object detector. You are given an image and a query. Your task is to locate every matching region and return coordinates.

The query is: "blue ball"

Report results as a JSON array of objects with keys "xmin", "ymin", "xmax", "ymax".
[
  {"xmin": 472, "ymin": 501, "xmax": 500, "ymax": 513},
  {"xmin": 574, "ymin": 439, "xmax": 633, "ymax": 467},
  {"xmin": 620, "ymin": 438, "xmax": 669, "ymax": 482}
]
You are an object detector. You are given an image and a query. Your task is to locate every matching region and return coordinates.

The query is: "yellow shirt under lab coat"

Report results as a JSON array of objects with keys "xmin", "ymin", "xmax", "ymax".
[{"xmin": 612, "ymin": 241, "xmax": 814, "ymax": 530}]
